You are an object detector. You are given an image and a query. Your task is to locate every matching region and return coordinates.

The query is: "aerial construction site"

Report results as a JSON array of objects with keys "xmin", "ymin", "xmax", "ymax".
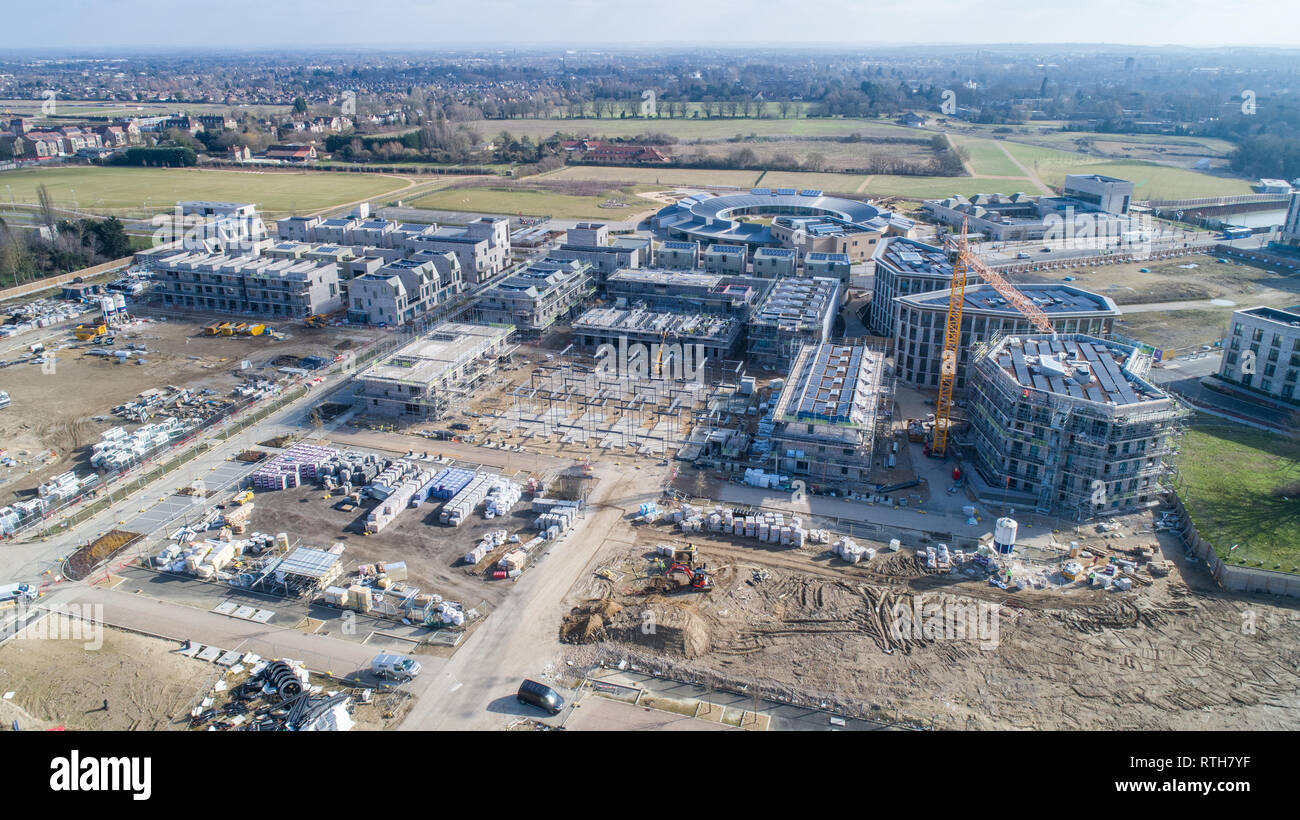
[{"xmin": 1, "ymin": 182, "xmax": 1297, "ymax": 739}]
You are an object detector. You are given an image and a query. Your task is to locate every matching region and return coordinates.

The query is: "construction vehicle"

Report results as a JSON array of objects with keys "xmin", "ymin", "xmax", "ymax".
[
  {"xmin": 930, "ymin": 218, "xmax": 1055, "ymax": 458},
  {"xmin": 643, "ymin": 546, "xmax": 714, "ymax": 593},
  {"xmin": 0, "ymin": 582, "xmax": 38, "ymax": 606},
  {"xmin": 203, "ymin": 321, "xmax": 230, "ymax": 336},
  {"xmin": 74, "ymin": 322, "xmax": 107, "ymax": 341},
  {"xmin": 221, "ymin": 323, "xmax": 237, "ymax": 336},
  {"xmin": 305, "ymin": 314, "xmax": 327, "ymax": 328},
  {"xmin": 231, "ymin": 322, "xmax": 249, "ymax": 336},
  {"xmin": 232, "ymin": 490, "xmax": 255, "ymax": 506},
  {"xmin": 242, "ymin": 323, "xmax": 265, "ymax": 337}
]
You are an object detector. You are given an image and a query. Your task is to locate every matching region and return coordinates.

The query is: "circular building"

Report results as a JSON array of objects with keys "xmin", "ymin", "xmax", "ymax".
[{"xmin": 653, "ymin": 188, "xmax": 883, "ymax": 259}]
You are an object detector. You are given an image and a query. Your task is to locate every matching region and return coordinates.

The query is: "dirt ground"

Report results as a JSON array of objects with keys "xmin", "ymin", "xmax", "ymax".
[
  {"xmin": 560, "ymin": 504, "xmax": 1300, "ymax": 730},
  {"xmin": 1010, "ymin": 256, "xmax": 1300, "ymax": 309},
  {"xmin": 245, "ymin": 462, "xmax": 539, "ymax": 610},
  {"xmin": 0, "ymin": 617, "xmax": 213, "ymax": 730},
  {"xmin": 0, "ymin": 309, "xmax": 378, "ymax": 504}
]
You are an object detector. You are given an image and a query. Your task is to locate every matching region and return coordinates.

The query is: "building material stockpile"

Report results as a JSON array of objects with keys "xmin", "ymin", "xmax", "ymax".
[
  {"xmin": 669, "ymin": 502, "xmax": 808, "ymax": 548},
  {"xmin": 250, "ymin": 442, "xmax": 337, "ymax": 490}
]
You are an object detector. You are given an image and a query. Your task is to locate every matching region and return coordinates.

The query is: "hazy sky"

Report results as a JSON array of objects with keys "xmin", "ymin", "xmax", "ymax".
[{"xmin": 2, "ymin": 0, "xmax": 1298, "ymax": 50}]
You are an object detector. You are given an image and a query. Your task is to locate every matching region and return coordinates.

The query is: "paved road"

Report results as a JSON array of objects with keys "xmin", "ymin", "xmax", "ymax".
[
  {"xmin": 44, "ymin": 583, "xmax": 390, "ymax": 675},
  {"xmin": 399, "ymin": 461, "xmax": 652, "ymax": 730}
]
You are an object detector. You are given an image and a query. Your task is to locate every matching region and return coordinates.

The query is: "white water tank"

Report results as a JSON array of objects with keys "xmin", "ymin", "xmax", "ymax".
[
  {"xmin": 99, "ymin": 296, "xmax": 117, "ymax": 318},
  {"xmin": 994, "ymin": 517, "xmax": 1018, "ymax": 555},
  {"xmin": 113, "ymin": 293, "xmax": 126, "ymax": 311}
]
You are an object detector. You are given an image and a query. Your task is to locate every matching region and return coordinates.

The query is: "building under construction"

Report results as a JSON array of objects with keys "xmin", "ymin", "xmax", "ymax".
[
  {"xmin": 746, "ymin": 276, "xmax": 843, "ymax": 371},
  {"xmin": 571, "ymin": 305, "xmax": 743, "ymax": 364},
  {"xmin": 768, "ymin": 342, "xmax": 885, "ymax": 491},
  {"xmin": 354, "ymin": 321, "xmax": 517, "ymax": 419},
  {"xmin": 965, "ymin": 333, "xmax": 1187, "ymax": 520},
  {"xmin": 500, "ymin": 352, "xmax": 737, "ymax": 457}
]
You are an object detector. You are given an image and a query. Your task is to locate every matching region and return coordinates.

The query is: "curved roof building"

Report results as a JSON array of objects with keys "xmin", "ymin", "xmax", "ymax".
[{"xmin": 653, "ymin": 188, "xmax": 882, "ymax": 248}]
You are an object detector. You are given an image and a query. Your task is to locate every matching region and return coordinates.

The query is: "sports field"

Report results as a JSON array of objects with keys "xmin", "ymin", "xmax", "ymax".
[
  {"xmin": 0, "ymin": 166, "xmax": 414, "ymax": 217},
  {"xmin": 1178, "ymin": 419, "xmax": 1300, "ymax": 573}
]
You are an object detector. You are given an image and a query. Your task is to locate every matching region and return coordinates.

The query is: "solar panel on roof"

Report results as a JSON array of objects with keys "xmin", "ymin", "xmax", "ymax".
[
  {"xmin": 776, "ymin": 188, "xmax": 796, "ymax": 196},
  {"xmin": 751, "ymin": 188, "xmax": 771, "ymax": 195},
  {"xmin": 800, "ymin": 190, "xmax": 822, "ymax": 197}
]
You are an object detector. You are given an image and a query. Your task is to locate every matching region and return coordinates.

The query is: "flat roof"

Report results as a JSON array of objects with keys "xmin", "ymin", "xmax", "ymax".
[
  {"xmin": 752, "ymin": 277, "xmax": 840, "ymax": 330},
  {"xmin": 573, "ymin": 306, "xmax": 737, "ymax": 342},
  {"xmin": 279, "ymin": 547, "xmax": 340, "ymax": 580},
  {"xmin": 358, "ymin": 322, "xmax": 513, "ymax": 387},
  {"xmin": 899, "ymin": 283, "xmax": 1118, "ymax": 316},
  {"xmin": 1241, "ymin": 305, "xmax": 1300, "ymax": 326},
  {"xmin": 874, "ymin": 237, "xmax": 954, "ymax": 278},
  {"xmin": 993, "ymin": 335, "xmax": 1167, "ymax": 406},
  {"xmin": 607, "ymin": 269, "xmax": 723, "ymax": 289},
  {"xmin": 656, "ymin": 190, "xmax": 880, "ymax": 245},
  {"xmin": 772, "ymin": 343, "xmax": 882, "ymax": 427}
]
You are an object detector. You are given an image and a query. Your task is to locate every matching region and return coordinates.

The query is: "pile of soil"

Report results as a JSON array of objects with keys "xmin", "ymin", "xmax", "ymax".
[{"xmin": 561, "ymin": 599, "xmax": 624, "ymax": 644}]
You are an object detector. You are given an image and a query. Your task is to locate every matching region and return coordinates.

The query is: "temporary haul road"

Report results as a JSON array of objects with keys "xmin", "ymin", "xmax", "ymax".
[{"xmin": 399, "ymin": 460, "xmax": 654, "ymax": 730}]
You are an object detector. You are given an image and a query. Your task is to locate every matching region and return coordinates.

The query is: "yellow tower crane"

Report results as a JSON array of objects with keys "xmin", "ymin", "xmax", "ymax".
[{"xmin": 930, "ymin": 220, "xmax": 1056, "ymax": 458}]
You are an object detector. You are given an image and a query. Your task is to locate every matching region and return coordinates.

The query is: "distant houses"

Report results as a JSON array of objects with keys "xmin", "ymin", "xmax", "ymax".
[{"xmin": 561, "ymin": 138, "xmax": 670, "ymax": 164}]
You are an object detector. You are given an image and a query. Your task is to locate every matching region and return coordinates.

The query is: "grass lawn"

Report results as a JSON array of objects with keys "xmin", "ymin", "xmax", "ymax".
[
  {"xmin": 0, "ymin": 166, "xmax": 412, "ymax": 217},
  {"xmin": 405, "ymin": 185, "xmax": 658, "ymax": 220},
  {"xmin": 998, "ymin": 142, "xmax": 1253, "ymax": 200},
  {"xmin": 464, "ymin": 116, "xmax": 921, "ymax": 143},
  {"xmin": 754, "ymin": 170, "xmax": 870, "ymax": 194},
  {"xmin": 862, "ymin": 175, "xmax": 1021, "ymax": 200},
  {"xmin": 949, "ymin": 135, "xmax": 1027, "ymax": 178},
  {"xmin": 1113, "ymin": 308, "xmax": 1235, "ymax": 353},
  {"xmin": 547, "ymin": 166, "xmax": 762, "ymax": 188},
  {"xmin": 1177, "ymin": 419, "xmax": 1300, "ymax": 573}
]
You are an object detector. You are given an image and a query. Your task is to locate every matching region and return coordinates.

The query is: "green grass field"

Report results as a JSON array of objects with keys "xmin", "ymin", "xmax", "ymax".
[
  {"xmin": 0, "ymin": 166, "xmax": 412, "ymax": 217},
  {"xmin": 465, "ymin": 116, "xmax": 922, "ymax": 142},
  {"xmin": 0, "ymin": 98, "xmax": 289, "ymax": 119},
  {"xmin": 997, "ymin": 142, "xmax": 1252, "ymax": 200},
  {"xmin": 1177, "ymin": 420, "xmax": 1300, "ymax": 573},
  {"xmin": 547, "ymin": 166, "xmax": 763, "ymax": 188},
  {"xmin": 863, "ymin": 175, "xmax": 1018, "ymax": 199},
  {"xmin": 405, "ymin": 185, "xmax": 658, "ymax": 219},
  {"xmin": 949, "ymin": 135, "xmax": 1026, "ymax": 177}
]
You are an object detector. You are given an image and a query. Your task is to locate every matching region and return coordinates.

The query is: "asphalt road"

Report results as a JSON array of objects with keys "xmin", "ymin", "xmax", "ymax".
[{"xmin": 398, "ymin": 460, "xmax": 652, "ymax": 729}]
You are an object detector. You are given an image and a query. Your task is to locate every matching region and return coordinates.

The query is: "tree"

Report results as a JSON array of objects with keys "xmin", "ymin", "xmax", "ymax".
[{"xmin": 293, "ymin": 97, "xmax": 308, "ymax": 114}]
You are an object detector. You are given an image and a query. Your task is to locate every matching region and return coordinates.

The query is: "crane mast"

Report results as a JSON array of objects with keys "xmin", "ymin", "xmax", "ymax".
[{"xmin": 930, "ymin": 221, "xmax": 1056, "ymax": 458}]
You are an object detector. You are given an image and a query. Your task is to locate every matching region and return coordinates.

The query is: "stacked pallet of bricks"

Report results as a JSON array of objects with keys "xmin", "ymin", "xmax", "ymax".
[
  {"xmin": 425, "ymin": 468, "xmax": 476, "ymax": 501},
  {"xmin": 367, "ymin": 464, "xmax": 435, "ymax": 533},
  {"xmin": 439, "ymin": 473, "xmax": 492, "ymax": 527},
  {"xmin": 484, "ymin": 480, "xmax": 521, "ymax": 518},
  {"xmin": 464, "ymin": 529, "xmax": 509, "ymax": 565},
  {"xmin": 250, "ymin": 443, "xmax": 337, "ymax": 490},
  {"xmin": 534, "ymin": 506, "xmax": 575, "ymax": 538},
  {"xmin": 674, "ymin": 503, "xmax": 808, "ymax": 548}
]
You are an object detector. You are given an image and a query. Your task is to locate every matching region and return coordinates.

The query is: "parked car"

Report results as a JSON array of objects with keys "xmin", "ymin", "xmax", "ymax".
[
  {"xmin": 516, "ymin": 679, "xmax": 565, "ymax": 715},
  {"xmin": 450, "ymin": 422, "xmax": 471, "ymax": 431},
  {"xmin": 370, "ymin": 653, "xmax": 422, "ymax": 683}
]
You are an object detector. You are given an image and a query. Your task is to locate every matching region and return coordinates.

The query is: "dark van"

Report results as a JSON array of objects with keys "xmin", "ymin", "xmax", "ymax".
[{"xmin": 517, "ymin": 679, "xmax": 565, "ymax": 715}]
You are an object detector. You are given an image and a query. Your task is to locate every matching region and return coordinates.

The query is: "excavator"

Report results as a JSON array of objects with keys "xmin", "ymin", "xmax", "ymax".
[{"xmin": 643, "ymin": 546, "xmax": 715, "ymax": 593}]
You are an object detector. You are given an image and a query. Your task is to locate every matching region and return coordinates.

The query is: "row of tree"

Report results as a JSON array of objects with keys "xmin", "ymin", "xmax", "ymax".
[{"xmin": 0, "ymin": 216, "xmax": 131, "ymax": 291}]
